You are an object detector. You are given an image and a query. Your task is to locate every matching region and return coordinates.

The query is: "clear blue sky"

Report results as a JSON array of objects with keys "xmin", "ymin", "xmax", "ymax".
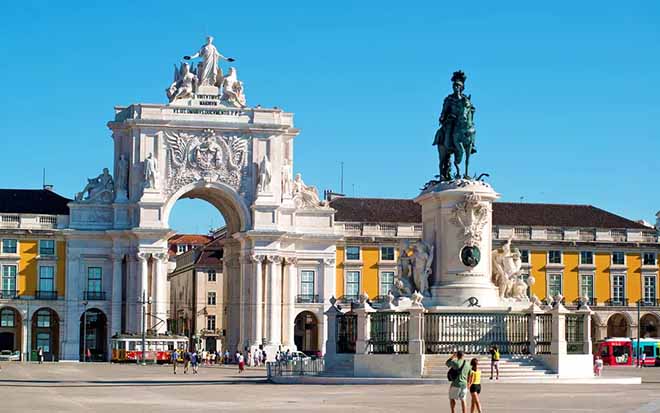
[{"xmin": 1, "ymin": 1, "xmax": 659, "ymax": 233}]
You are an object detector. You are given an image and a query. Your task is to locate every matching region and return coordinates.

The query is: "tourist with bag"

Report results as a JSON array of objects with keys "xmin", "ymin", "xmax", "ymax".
[{"xmin": 446, "ymin": 351, "xmax": 471, "ymax": 413}]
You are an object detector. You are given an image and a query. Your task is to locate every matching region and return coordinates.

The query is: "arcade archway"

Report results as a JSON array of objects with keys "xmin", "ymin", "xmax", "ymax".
[
  {"xmin": 640, "ymin": 314, "xmax": 660, "ymax": 338},
  {"xmin": 31, "ymin": 308, "xmax": 60, "ymax": 361},
  {"xmin": 294, "ymin": 311, "xmax": 319, "ymax": 355},
  {"xmin": 0, "ymin": 307, "xmax": 21, "ymax": 353},
  {"xmin": 80, "ymin": 309, "xmax": 108, "ymax": 361},
  {"xmin": 607, "ymin": 313, "xmax": 630, "ymax": 338}
]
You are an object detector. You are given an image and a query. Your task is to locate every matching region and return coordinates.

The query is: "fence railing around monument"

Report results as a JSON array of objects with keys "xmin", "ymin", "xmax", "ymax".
[
  {"xmin": 336, "ymin": 313, "xmax": 357, "ymax": 354},
  {"xmin": 424, "ymin": 312, "xmax": 531, "ymax": 355},
  {"xmin": 535, "ymin": 313, "xmax": 552, "ymax": 354},
  {"xmin": 565, "ymin": 314, "xmax": 585, "ymax": 354},
  {"xmin": 368, "ymin": 312, "xmax": 410, "ymax": 354}
]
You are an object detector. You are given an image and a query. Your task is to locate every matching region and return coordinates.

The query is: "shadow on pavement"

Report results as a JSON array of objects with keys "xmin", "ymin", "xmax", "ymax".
[{"xmin": 0, "ymin": 378, "xmax": 268, "ymax": 388}]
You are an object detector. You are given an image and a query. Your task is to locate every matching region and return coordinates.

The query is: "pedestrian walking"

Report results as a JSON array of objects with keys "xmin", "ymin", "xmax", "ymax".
[
  {"xmin": 225, "ymin": 350, "xmax": 230, "ymax": 365},
  {"xmin": 446, "ymin": 351, "xmax": 471, "ymax": 413},
  {"xmin": 183, "ymin": 350, "xmax": 191, "ymax": 374},
  {"xmin": 171, "ymin": 349, "xmax": 179, "ymax": 374},
  {"xmin": 86, "ymin": 348, "xmax": 92, "ymax": 362},
  {"xmin": 191, "ymin": 351, "xmax": 199, "ymax": 374},
  {"xmin": 37, "ymin": 347, "xmax": 44, "ymax": 364},
  {"xmin": 489, "ymin": 345, "xmax": 500, "ymax": 380},
  {"xmin": 640, "ymin": 351, "xmax": 647, "ymax": 368},
  {"xmin": 467, "ymin": 358, "xmax": 483, "ymax": 413},
  {"xmin": 594, "ymin": 355, "xmax": 603, "ymax": 376},
  {"xmin": 238, "ymin": 352, "xmax": 245, "ymax": 373}
]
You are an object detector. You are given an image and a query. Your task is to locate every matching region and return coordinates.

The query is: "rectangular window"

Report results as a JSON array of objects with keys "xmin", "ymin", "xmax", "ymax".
[
  {"xmin": 39, "ymin": 240, "xmax": 55, "ymax": 256},
  {"xmin": 1, "ymin": 239, "xmax": 17, "ymax": 254},
  {"xmin": 612, "ymin": 252, "xmax": 625, "ymax": 266},
  {"xmin": 379, "ymin": 271, "xmax": 395, "ymax": 296},
  {"xmin": 177, "ymin": 244, "xmax": 189, "ymax": 254},
  {"xmin": 644, "ymin": 276, "xmax": 656, "ymax": 304},
  {"xmin": 580, "ymin": 274, "xmax": 594, "ymax": 300},
  {"xmin": 37, "ymin": 311, "xmax": 50, "ymax": 328},
  {"xmin": 643, "ymin": 253, "xmax": 657, "ymax": 266},
  {"xmin": 380, "ymin": 247, "xmax": 395, "ymax": 261},
  {"xmin": 87, "ymin": 267, "xmax": 102, "ymax": 292},
  {"xmin": 520, "ymin": 250, "xmax": 530, "ymax": 264},
  {"xmin": 2, "ymin": 265, "xmax": 17, "ymax": 294},
  {"xmin": 39, "ymin": 266, "xmax": 55, "ymax": 292},
  {"xmin": 612, "ymin": 274, "xmax": 626, "ymax": 304},
  {"xmin": 300, "ymin": 270, "xmax": 315, "ymax": 297},
  {"xmin": 207, "ymin": 270, "xmax": 216, "ymax": 282},
  {"xmin": 548, "ymin": 251, "xmax": 561, "ymax": 264},
  {"xmin": 207, "ymin": 291, "xmax": 216, "ymax": 305},
  {"xmin": 346, "ymin": 271, "xmax": 360, "ymax": 297},
  {"xmin": 548, "ymin": 273, "xmax": 562, "ymax": 297},
  {"xmin": 346, "ymin": 246, "xmax": 360, "ymax": 261},
  {"xmin": 36, "ymin": 332, "xmax": 50, "ymax": 353},
  {"xmin": 580, "ymin": 251, "xmax": 594, "ymax": 265},
  {"xmin": 0, "ymin": 310, "xmax": 14, "ymax": 327},
  {"xmin": 207, "ymin": 315, "xmax": 216, "ymax": 331}
]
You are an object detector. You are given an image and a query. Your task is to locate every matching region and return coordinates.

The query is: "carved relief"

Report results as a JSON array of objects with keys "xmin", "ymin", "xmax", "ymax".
[
  {"xmin": 451, "ymin": 192, "xmax": 489, "ymax": 247},
  {"xmin": 164, "ymin": 129, "xmax": 248, "ymax": 195}
]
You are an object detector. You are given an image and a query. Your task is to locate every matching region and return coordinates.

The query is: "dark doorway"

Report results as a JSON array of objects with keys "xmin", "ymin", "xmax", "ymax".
[
  {"xmin": 294, "ymin": 311, "xmax": 319, "ymax": 355},
  {"xmin": 80, "ymin": 309, "xmax": 108, "ymax": 361},
  {"xmin": 32, "ymin": 308, "xmax": 60, "ymax": 361}
]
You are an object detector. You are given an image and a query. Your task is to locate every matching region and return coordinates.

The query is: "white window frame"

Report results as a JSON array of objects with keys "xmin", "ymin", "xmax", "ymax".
[
  {"xmin": 176, "ymin": 244, "xmax": 189, "ymax": 254},
  {"xmin": 579, "ymin": 273, "xmax": 595, "ymax": 301},
  {"xmin": 299, "ymin": 270, "xmax": 316, "ymax": 298},
  {"xmin": 207, "ymin": 291, "xmax": 216, "ymax": 305},
  {"xmin": 379, "ymin": 271, "xmax": 395, "ymax": 296},
  {"xmin": 612, "ymin": 251, "xmax": 626, "ymax": 266},
  {"xmin": 345, "ymin": 246, "xmax": 361, "ymax": 262},
  {"xmin": 548, "ymin": 250, "xmax": 562, "ymax": 265},
  {"xmin": 345, "ymin": 270, "xmax": 361, "ymax": 298},
  {"xmin": 38, "ymin": 239, "xmax": 56, "ymax": 257},
  {"xmin": 379, "ymin": 246, "xmax": 396, "ymax": 262},
  {"xmin": 519, "ymin": 249, "xmax": 530, "ymax": 265},
  {"xmin": 643, "ymin": 274, "xmax": 657, "ymax": 304},
  {"xmin": 547, "ymin": 272, "xmax": 563, "ymax": 298},
  {"xmin": 643, "ymin": 252, "xmax": 657, "ymax": 267},
  {"xmin": 611, "ymin": 273, "xmax": 626, "ymax": 304},
  {"xmin": 579, "ymin": 251, "xmax": 594, "ymax": 266},
  {"xmin": 87, "ymin": 267, "xmax": 102, "ymax": 292},
  {"xmin": 1, "ymin": 264, "xmax": 17, "ymax": 294},
  {"xmin": 1, "ymin": 239, "xmax": 18, "ymax": 255},
  {"xmin": 207, "ymin": 270, "xmax": 216, "ymax": 282},
  {"xmin": 206, "ymin": 315, "xmax": 216, "ymax": 331}
]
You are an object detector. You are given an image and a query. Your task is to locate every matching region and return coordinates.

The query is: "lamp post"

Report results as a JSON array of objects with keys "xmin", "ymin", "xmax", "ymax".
[
  {"xmin": 138, "ymin": 292, "xmax": 152, "ymax": 365},
  {"xmin": 82, "ymin": 300, "xmax": 88, "ymax": 362}
]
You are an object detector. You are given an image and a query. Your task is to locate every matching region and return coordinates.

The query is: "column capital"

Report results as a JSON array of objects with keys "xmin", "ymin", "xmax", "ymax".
[
  {"xmin": 153, "ymin": 252, "xmax": 169, "ymax": 263},
  {"xmin": 248, "ymin": 254, "xmax": 266, "ymax": 264},
  {"xmin": 283, "ymin": 256, "xmax": 298, "ymax": 265},
  {"xmin": 323, "ymin": 257, "xmax": 336, "ymax": 266},
  {"xmin": 137, "ymin": 252, "xmax": 150, "ymax": 262},
  {"xmin": 268, "ymin": 255, "xmax": 283, "ymax": 264}
]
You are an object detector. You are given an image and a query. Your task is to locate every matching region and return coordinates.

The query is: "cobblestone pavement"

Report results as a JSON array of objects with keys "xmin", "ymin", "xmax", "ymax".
[{"xmin": 0, "ymin": 362, "xmax": 658, "ymax": 412}]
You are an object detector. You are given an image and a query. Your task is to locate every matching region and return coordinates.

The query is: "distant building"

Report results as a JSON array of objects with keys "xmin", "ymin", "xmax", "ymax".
[
  {"xmin": 168, "ymin": 237, "xmax": 224, "ymax": 352},
  {"xmin": 0, "ymin": 188, "xmax": 70, "ymax": 361}
]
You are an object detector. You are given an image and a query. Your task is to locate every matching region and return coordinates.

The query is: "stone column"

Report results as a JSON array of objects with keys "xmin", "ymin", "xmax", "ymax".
[
  {"xmin": 354, "ymin": 305, "xmax": 374, "ymax": 355},
  {"xmin": 111, "ymin": 252, "xmax": 123, "ymax": 336},
  {"xmin": 62, "ymin": 255, "xmax": 81, "ymax": 360},
  {"xmin": 153, "ymin": 252, "xmax": 169, "ymax": 334},
  {"xmin": 251, "ymin": 255, "xmax": 264, "ymax": 347},
  {"xmin": 136, "ymin": 252, "xmax": 150, "ymax": 333},
  {"xmin": 551, "ymin": 303, "xmax": 569, "ymax": 356},
  {"xmin": 21, "ymin": 310, "xmax": 29, "ymax": 362},
  {"xmin": 576, "ymin": 308, "xmax": 593, "ymax": 355},
  {"xmin": 323, "ymin": 297, "xmax": 341, "ymax": 357},
  {"xmin": 408, "ymin": 306, "xmax": 425, "ymax": 355},
  {"xmin": 267, "ymin": 256, "xmax": 282, "ymax": 345},
  {"xmin": 285, "ymin": 257, "xmax": 298, "ymax": 348}
]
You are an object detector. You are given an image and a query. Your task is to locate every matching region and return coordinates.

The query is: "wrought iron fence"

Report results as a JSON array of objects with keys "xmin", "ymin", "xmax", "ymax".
[
  {"xmin": 566, "ymin": 314, "xmax": 585, "ymax": 354},
  {"xmin": 368, "ymin": 312, "xmax": 409, "ymax": 354},
  {"xmin": 424, "ymin": 313, "xmax": 530, "ymax": 355},
  {"xmin": 535, "ymin": 314, "xmax": 552, "ymax": 354},
  {"xmin": 267, "ymin": 358, "xmax": 325, "ymax": 377},
  {"xmin": 336, "ymin": 313, "xmax": 357, "ymax": 354}
]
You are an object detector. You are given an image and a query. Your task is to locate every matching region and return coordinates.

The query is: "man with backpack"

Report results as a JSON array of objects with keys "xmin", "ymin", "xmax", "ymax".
[{"xmin": 446, "ymin": 351, "xmax": 471, "ymax": 413}]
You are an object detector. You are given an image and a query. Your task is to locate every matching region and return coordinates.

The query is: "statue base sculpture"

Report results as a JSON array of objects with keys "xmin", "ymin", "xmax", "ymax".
[{"xmin": 415, "ymin": 179, "xmax": 500, "ymax": 308}]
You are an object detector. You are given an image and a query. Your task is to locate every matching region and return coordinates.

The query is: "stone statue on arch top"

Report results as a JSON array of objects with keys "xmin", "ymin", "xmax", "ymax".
[
  {"xmin": 184, "ymin": 36, "xmax": 235, "ymax": 88},
  {"xmin": 432, "ymin": 70, "xmax": 477, "ymax": 181}
]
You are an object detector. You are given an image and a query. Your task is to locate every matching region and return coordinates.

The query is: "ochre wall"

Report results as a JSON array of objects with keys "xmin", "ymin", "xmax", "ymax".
[{"xmin": 530, "ymin": 251, "xmax": 547, "ymax": 299}]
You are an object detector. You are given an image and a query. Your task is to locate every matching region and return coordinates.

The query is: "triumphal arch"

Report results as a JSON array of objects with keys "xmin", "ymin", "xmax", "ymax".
[{"xmin": 62, "ymin": 37, "xmax": 338, "ymax": 360}]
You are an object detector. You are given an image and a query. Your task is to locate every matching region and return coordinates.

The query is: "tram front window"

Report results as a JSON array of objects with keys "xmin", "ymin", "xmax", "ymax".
[{"xmin": 613, "ymin": 345, "xmax": 629, "ymax": 364}]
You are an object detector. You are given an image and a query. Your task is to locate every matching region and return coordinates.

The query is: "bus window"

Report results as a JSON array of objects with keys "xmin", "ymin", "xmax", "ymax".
[
  {"xmin": 129, "ymin": 341, "xmax": 137, "ymax": 351},
  {"xmin": 600, "ymin": 346, "xmax": 609, "ymax": 358},
  {"xmin": 644, "ymin": 346, "xmax": 654, "ymax": 357}
]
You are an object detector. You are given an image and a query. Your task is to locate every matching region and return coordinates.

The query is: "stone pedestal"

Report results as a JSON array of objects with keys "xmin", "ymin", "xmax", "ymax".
[{"xmin": 415, "ymin": 180, "xmax": 500, "ymax": 307}]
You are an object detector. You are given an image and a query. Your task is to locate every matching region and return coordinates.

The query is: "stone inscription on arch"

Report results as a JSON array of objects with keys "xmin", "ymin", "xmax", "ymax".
[{"xmin": 164, "ymin": 130, "xmax": 249, "ymax": 196}]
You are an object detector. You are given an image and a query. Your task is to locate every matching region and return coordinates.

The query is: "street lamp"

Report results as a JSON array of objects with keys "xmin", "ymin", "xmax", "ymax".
[
  {"xmin": 82, "ymin": 300, "xmax": 88, "ymax": 362},
  {"xmin": 138, "ymin": 292, "xmax": 152, "ymax": 365}
]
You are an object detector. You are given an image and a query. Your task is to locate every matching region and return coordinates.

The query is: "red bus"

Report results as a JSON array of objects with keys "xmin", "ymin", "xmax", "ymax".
[
  {"xmin": 597, "ymin": 338, "xmax": 633, "ymax": 366},
  {"xmin": 111, "ymin": 334, "xmax": 188, "ymax": 363}
]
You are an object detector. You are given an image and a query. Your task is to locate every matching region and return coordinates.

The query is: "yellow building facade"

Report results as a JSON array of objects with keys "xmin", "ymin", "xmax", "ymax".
[{"xmin": 330, "ymin": 197, "xmax": 660, "ymax": 342}]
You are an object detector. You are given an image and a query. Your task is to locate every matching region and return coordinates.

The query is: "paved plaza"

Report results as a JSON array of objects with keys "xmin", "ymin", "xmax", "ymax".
[{"xmin": 0, "ymin": 362, "xmax": 658, "ymax": 412}]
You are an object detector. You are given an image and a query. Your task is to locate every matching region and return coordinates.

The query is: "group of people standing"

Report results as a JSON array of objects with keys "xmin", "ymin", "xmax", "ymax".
[
  {"xmin": 445, "ymin": 345, "xmax": 500, "ymax": 413},
  {"xmin": 169, "ymin": 349, "xmax": 235, "ymax": 374}
]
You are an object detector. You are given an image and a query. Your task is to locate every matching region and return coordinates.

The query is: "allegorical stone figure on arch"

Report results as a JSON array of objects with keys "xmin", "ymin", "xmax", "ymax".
[{"xmin": 432, "ymin": 70, "xmax": 477, "ymax": 181}]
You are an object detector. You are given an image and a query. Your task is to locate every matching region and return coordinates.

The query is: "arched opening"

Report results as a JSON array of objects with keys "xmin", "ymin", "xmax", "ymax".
[
  {"xmin": 80, "ymin": 309, "xmax": 108, "ymax": 361},
  {"xmin": 0, "ymin": 307, "xmax": 21, "ymax": 354},
  {"xmin": 294, "ymin": 311, "xmax": 319, "ymax": 355},
  {"xmin": 607, "ymin": 313, "xmax": 630, "ymax": 338},
  {"xmin": 640, "ymin": 314, "xmax": 660, "ymax": 338},
  {"xmin": 31, "ymin": 308, "xmax": 60, "ymax": 361},
  {"xmin": 164, "ymin": 183, "xmax": 248, "ymax": 354}
]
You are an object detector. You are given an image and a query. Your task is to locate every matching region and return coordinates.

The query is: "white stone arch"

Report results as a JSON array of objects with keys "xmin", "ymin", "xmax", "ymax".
[{"xmin": 162, "ymin": 180, "xmax": 252, "ymax": 234}]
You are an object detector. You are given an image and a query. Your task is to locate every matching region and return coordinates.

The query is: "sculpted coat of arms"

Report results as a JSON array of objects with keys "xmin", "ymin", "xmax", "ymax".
[{"xmin": 164, "ymin": 130, "xmax": 248, "ymax": 195}]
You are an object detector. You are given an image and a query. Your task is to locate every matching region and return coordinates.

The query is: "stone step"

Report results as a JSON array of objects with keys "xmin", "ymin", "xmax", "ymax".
[{"xmin": 423, "ymin": 355, "xmax": 553, "ymax": 378}]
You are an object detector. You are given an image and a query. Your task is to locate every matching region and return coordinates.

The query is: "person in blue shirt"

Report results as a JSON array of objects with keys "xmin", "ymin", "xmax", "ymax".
[{"xmin": 171, "ymin": 350, "xmax": 179, "ymax": 374}]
